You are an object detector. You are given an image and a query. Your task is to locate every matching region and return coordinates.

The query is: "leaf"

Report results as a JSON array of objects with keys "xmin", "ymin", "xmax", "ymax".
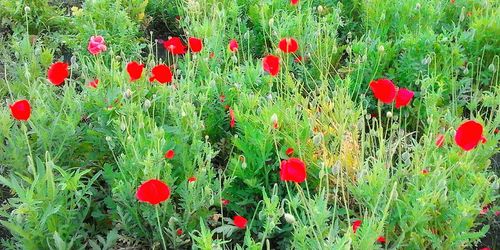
[
  {"xmin": 213, "ymin": 224, "xmax": 238, "ymax": 238},
  {"xmin": 53, "ymin": 231, "xmax": 67, "ymax": 250}
]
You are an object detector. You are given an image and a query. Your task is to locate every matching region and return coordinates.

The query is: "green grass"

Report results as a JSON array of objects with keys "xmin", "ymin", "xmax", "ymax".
[{"xmin": 0, "ymin": 0, "xmax": 498, "ymax": 249}]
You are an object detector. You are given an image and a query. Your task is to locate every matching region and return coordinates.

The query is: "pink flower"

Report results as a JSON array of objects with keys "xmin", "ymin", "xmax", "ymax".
[{"xmin": 87, "ymin": 35, "xmax": 107, "ymax": 55}]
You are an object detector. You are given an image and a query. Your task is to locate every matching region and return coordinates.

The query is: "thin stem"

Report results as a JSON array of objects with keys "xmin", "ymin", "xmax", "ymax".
[
  {"xmin": 155, "ymin": 206, "xmax": 167, "ymax": 250},
  {"xmin": 22, "ymin": 123, "xmax": 35, "ymax": 176}
]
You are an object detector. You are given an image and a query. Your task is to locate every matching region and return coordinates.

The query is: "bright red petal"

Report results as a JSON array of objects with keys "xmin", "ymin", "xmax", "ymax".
[
  {"xmin": 280, "ymin": 158, "xmax": 306, "ymax": 183},
  {"xmin": 263, "ymin": 55, "xmax": 280, "ymax": 76},
  {"xmin": 47, "ymin": 62, "xmax": 69, "ymax": 86},
  {"xmin": 188, "ymin": 37, "xmax": 203, "ymax": 53},
  {"xmin": 377, "ymin": 236, "xmax": 386, "ymax": 244},
  {"xmin": 352, "ymin": 220, "xmax": 362, "ymax": 233},
  {"xmin": 136, "ymin": 179, "xmax": 171, "ymax": 205},
  {"xmin": 163, "ymin": 37, "xmax": 186, "ymax": 55},
  {"xmin": 9, "ymin": 100, "xmax": 31, "ymax": 121},
  {"xmin": 228, "ymin": 39, "xmax": 238, "ymax": 52},
  {"xmin": 278, "ymin": 38, "xmax": 299, "ymax": 53},
  {"xmin": 150, "ymin": 64, "xmax": 173, "ymax": 84},
  {"xmin": 233, "ymin": 215, "xmax": 248, "ymax": 229},
  {"xmin": 127, "ymin": 61, "xmax": 144, "ymax": 81},
  {"xmin": 395, "ymin": 88, "xmax": 414, "ymax": 108},
  {"xmin": 454, "ymin": 120, "xmax": 484, "ymax": 151},
  {"xmin": 165, "ymin": 149, "xmax": 175, "ymax": 159},
  {"xmin": 369, "ymin": 79, "xmax": 397, "ymax": 104}
]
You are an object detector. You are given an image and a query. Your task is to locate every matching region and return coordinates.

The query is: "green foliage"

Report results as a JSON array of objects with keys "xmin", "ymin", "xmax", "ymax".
[{"xmin": 0, "ymin": 0, "xmax": 498, "ymax": 249}]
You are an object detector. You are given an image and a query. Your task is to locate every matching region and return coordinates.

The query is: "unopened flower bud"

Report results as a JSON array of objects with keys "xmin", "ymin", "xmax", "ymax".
[
  {"xmin": 123, "ymin": 89, "xmax": 132, "ymax": 99},
  {"xmin": 143, "ymin": 99, "xmax": 151, "ymax": 110},
  {"xmin": 284, "ymin": 213, "xmax": 296, "ymax": 224},
  {"xmin": 378, "ymin": 45, "xmax": 385, "ymax": 53},
  {"xmin": 488, "ymin": 63, "xmax": 496, "ymax": 72},
  {"xmin": 313, "ymin": 133, "xmax": 323, "ymax": 146}
]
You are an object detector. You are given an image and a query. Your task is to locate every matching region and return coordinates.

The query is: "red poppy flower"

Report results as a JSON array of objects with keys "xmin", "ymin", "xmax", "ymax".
[
  {"xmin": 395, "ymin": 88, "xmax": 414, "ymax": 108},
  {"xmin": 495, "ymin": 211, "xmax": 500, "ymax": 216},
  {"xmin": 454, "ymin": 120, "xmax": 484, "ymax": 151},
  {"xmin": 47, "ymin": 62, "xmax": 69, "ymax": 86},
  {"xmin": 450, "ymin": 0, "xmax": 455, "ymax": 3},
  {"xmin": 233, "ymin": 215, "xmax": 247, "ymax": 229},
  {"xmin": 136, "ymin": 179, "xmax": 171, "ymax": 205},
  {"xmin": 229, "ymin": 108, "xmax": 235, "ymax": 128},
  {"xmin": 480, "ymin": 248, "xmax": 491, "ymax": 250},
  {"xmin": 352, "ymin": 220, "xmax": 362, "ymax": 233},
  {"xmin": 369, "ymin": 79, "xmax": 397, "ymax": 104},
  {"xmin": 9, "ymin": 100, "xmax": 31, "ymax": 121},
  {"xmin": 127, "ymin": 61, "xmax": 144, "ymax": 81},
  {"xmin": 176, "ymin": 229, "xmax": 183, "ymax": 236},
  {"xmin": 88, "ymin": 79, "xmax": 99, "ymax": 88},
  {"xmin": 285, "ymin": 147, "xmax": 294, "ymax": 156},
  {"xmin": 221, "ymin": 199, "xmax": 230, "ymax": 206},
  {"xmin": 278, "ymin": 38, "xmax": 299, "ymax": 53},
  {"xmin": 228, "ymin": 39, "xmax": 238, "ymax": 52},
  {"xmin": 262, "ymin": 55, "xmax": 280, "ymax": 76},
  {"xmin": 209, "ymin": 52, "xmax": 215, "ymax": 59},
  {"xmin": 435, "ymin": 134, "xmax": 445, "ymax": 147},
  {"xmin": 421, "ymin": 169, "xmax": 429, "ymax": 175},
  {"xmin": 87, "ymin": 35, "xmax": 107, "ymax": 55},
  {"xmin": 163, "ymin": 37, "xmax": 186, "ymax": 55},
  {"xmin": 188, "ymin": 177, "xmax": 197, "ymax": 183},
  {"xmin": 291, "ymin": 0, "xmax": 299, "ymax": 5},
  {"xmin": 280, "ymin": 158, "xmax": 307, "ymax": 183},
  {"xmin": 377, "ymin": 236, "xmax": 386, "ymax": 244},
  {"xmin": 219, "ymin": 95, "xmax": 225, "ymax": 103},
  {"xmin": 165, "ymin": 149, "xmax": 175, "ymax": 159},
  {"xmin": 494, "ymin": 128, "xmax": 499, "ymax": 134},
  {"xmin": 188, "ymin": 37, "xmax": 203, "ymax": 53},
  {"xmin": 294, "ymin": 56, "xmax": 303, "ymax": 63},
  {"xmin": 149, "ymin": 64, "xmax": 173, "ymax": 84}
]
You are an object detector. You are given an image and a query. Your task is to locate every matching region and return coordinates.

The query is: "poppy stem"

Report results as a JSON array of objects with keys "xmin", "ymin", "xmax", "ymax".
[
  {"xmin": 155, "ymin": 206, "xmax": 167, "ymax": 250},
  {"xmin": 22, "ymin": 123, "xmax": 35, "ymax": 176}
]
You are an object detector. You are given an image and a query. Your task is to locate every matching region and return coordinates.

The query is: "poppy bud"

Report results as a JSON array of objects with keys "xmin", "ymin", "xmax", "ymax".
[
  {"xmin": 415, "ymin": 3, "xmax": 421, "ymax": 10},
  {"xmin": 313, "ymin": 133, "xmax": 323, "ymax": 146},
  {"xmin": 377, "ymin": 45, "xmax": 385, "ymax": 53},
  {"xmin": 105, "ymin": 136, "xmax": 112, "ymax": 142},
  {"xmin": 70, "ymin": 55, "xmax": 77, "ymax": 65},
  {"xmin": 268, "ymin": 18, "xmax": 274, "ymax": 26},
  {"xmin": 144, "ymin": 99, "xmax": 151, "ymax": 110},
  {"xmin": 123, "ymin": 89, "xmax": 132, "ymax": 99},
  {"xmin": 386, "ymin": 111, "xmax": 393, "ymax": 118},
  {"xmin": 283, "ymin": 213, "xmax": 296, "ymax": 224},
  {"xmin": 24, "ymin": 6, "xmax": 31, "ymax": 12},
  {"xmin": 317, "ymin": 5, "xmax": 324, "ymax": 14},
  {"xmin": 120, "ymin": 122, "xmax": 126, "ymax": 131},
  {"xmin": 488, "ymin": 63, "xmax": 496, "ymax": 72},
  {"xmin": 332, "ymin": 161, "xmax": 341, "ymax": 175}
]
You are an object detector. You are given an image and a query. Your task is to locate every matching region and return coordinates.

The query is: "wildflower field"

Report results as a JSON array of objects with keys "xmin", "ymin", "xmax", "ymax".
[{"xmin": 0, "ymin": 0, "xmax": 499, "ymax": 249}]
